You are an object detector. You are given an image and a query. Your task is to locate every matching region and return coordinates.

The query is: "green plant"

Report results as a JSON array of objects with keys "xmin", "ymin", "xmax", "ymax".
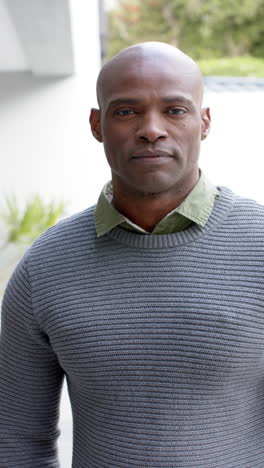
[
  {"xmin": 0, "ymin": 195, "xmax": 66, "ymax": 300},
  {"xmin": 107, "ymin": 0, "xmax": 264, "ymax": 77},
  {"xmin": 197, "ymin": 56, "xmax": 264, "ymax": 77},
  {"xmin": 0, "ymin": 194, "xmax": 66, "ymax": 249}
]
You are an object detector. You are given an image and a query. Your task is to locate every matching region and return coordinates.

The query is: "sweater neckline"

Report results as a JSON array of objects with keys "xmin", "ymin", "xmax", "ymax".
[{"xmin": 107, "ymin": 187, "xmax": 235, "ymax": 249}]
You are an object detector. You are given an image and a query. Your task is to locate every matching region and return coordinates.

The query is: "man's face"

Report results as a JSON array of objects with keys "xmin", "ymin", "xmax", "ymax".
[{"xmin": 91, "ymin": 57, "xmax": 210, "ymax": 197}]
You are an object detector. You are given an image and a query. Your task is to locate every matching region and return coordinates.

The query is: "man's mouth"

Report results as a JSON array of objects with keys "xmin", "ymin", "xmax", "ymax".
[{"xmin": 131, "ymin": 150, "xmax": 172, "ymax": 159}]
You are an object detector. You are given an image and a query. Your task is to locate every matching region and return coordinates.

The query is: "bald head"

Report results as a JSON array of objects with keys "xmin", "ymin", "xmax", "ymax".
[{"xmin": 96, "ymin": 42, "xmax": 204, "ymax": 110}]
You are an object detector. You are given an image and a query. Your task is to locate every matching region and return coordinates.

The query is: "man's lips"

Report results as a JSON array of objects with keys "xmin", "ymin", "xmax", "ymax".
[{"xmin": 131, "ymin": 150, "xmax": 172, "ymax": 159}]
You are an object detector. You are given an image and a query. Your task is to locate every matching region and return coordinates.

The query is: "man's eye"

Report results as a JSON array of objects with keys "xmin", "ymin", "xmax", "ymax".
[
  {"xmin": 167, "ymin": 108, "xmax": 186, "ymax": 115},
  {"xmin": 115, "ymin": 109, "xmax": 135, "ymax": 116}
]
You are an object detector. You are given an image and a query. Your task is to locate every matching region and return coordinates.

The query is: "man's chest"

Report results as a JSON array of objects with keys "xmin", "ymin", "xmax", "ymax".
[{"xmin": 34, "ymin": 247, "xmax": 264, "ymax": 392}]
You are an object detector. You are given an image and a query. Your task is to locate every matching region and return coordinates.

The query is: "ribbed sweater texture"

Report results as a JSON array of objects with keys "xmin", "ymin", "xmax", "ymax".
[{"xmin": 1, "ymin": 187, "xmax": 264, "ymax": 467}]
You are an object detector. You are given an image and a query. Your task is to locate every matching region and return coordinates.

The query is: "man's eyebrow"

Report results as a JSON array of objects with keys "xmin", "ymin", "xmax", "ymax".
[
  {"xmin": 107, "ymin": 98, "xmax": 141, "ymax": 108},
  {"xmin": 162, "ymin": 95, "xmax": 194, "ymax": 106},
  {"xmin": 106, "ymin": 95, "xmax": 194, "ymax": 110}
]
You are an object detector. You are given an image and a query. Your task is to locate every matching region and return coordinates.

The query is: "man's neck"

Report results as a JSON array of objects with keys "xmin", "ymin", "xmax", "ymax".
[{"xmin": 112, "ymin": 178, "xmax": 199, "ymax": 232}]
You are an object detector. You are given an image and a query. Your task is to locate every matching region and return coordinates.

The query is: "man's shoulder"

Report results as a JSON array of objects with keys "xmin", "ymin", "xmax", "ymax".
[
  {"xmin": 26, "ymin": 205, "xmax": 96, "ymax": 261},
  {"xmin": 231, "ymin": 190, "xmax": 264, "ymax": 217},
  {"xmin": 219, "ymin": 186, "xmax": 264, "ymax": 212},
  {"xmin": 39, "ymin": 204, "xmax": 96, "ymax": 239},
  {"xmin": 218, "ymin": 187, "xmax": 264, "ymax": 235}
]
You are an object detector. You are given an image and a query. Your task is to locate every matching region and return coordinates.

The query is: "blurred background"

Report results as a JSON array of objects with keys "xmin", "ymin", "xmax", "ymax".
[{"xmin": 0, "ymin": 0, "xmax": 263, "ymax": 466}]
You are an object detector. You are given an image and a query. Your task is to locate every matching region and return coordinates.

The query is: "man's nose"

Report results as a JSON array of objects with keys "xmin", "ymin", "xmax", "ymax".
[{"xmin": 136, "ymin": 113, "xmax": 168, "ymax": 143}]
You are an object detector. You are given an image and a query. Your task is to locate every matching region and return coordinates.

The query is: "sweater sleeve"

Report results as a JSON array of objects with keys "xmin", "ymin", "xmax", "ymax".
[{"xmin": 0, "ymin": 257, "xmax": 64, "ymax": 467}]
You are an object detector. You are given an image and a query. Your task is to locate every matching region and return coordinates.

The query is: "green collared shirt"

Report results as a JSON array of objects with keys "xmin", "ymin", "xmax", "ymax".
[{"xmin": 94, "ymin": 172, "xmax": 219, "ymax": 237}]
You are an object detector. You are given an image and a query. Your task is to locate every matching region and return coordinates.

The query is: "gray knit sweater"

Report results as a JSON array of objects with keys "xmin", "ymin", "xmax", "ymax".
[{"xmin": 1, "ymin": 187, "xmax": 264, "ymax": 468}]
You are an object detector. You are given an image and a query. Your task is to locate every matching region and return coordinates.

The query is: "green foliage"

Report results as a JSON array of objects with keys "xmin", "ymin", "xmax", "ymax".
[
  {"xmin": 0, "ymin": 194, "xmax": 66, "ymax": 248},
  {"xmin": 198, "ymin": 56, "xmax": 264, "ymax": 77},
  {"xmin": 0, "ymin": 194, "xmax": 66, "ymax": 300},
  {"xmin": 107, "ymin": 0, "xmax": 264, "ymax": 76}
]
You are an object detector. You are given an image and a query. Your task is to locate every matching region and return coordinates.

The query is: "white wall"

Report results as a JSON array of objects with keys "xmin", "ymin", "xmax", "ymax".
[
  {"xmin": 201, "ymin": 89, "xmax": 264, "ymax": 204},
  {"xmin": 0, "ymin": 2, "xmax": 109, "ymax": 466},
  {"xmin": 0, "ymin": 0, "xmax": 110, "ymax": 218}
]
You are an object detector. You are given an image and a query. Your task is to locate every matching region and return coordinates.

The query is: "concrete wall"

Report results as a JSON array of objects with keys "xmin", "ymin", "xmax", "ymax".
[{"xmin": 0, "ymin": 0, "xmax": 110, "ymax": 217}]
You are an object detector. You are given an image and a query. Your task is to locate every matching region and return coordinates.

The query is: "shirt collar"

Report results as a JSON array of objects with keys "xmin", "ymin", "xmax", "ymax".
[{"xmin": 94, "ymin": 172, "xmax": 219, "ymax": 237}]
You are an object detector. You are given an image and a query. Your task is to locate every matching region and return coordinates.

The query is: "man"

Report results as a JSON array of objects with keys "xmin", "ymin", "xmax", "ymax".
[{"xmin": 1, "ymin": 42, "xmax": 264, "ymax": 467}]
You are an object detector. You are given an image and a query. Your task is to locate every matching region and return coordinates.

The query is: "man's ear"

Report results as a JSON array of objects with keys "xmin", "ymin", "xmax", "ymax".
[
  {"xmin": 201, "ymin": 107, "xmax": 211, "ymax": 141},
  {"xmin": 89, "ymin": 108, "xmax": 103, "ymax": 142}
]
